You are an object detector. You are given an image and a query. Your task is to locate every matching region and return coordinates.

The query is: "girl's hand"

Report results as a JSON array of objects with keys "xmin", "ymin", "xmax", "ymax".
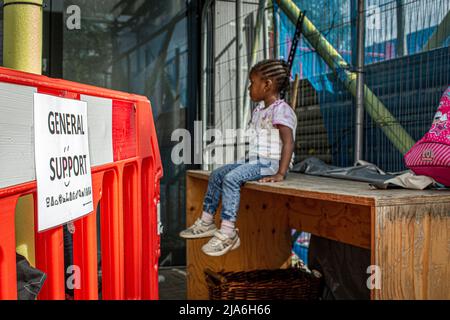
[{"xmin": 259, "ymin": 173, "xmax": 285, "ymax": 183}]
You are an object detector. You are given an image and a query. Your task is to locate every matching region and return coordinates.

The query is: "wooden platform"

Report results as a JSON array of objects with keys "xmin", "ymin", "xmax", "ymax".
[{"xmin": 186, "ymin": 170, "xmax": 450, "ymax": 300}]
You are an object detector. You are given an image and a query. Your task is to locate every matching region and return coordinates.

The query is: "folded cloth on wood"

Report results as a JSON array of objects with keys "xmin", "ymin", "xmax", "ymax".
[
  {"xmin": 373, "ymin": 171, "xmax": 437, "ymax": 190},
  {"xmin": 292, "ymin": 157, "xmax": 440, "ymax": 190}
]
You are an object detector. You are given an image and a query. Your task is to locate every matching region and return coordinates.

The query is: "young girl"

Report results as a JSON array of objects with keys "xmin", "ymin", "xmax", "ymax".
[{"xmin": 180, "ymin": 59, "xmax": 297, "ymax": 256}]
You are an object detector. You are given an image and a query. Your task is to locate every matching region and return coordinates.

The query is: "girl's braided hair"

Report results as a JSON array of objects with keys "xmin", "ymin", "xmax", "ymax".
[{"xmin": 250, "ymin": 59, "xmax": 291, "ymax": 97}]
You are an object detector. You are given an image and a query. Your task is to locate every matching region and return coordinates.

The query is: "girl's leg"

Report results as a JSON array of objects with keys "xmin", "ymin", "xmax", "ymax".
[
  {"xmin": 179, "ymin": 162, "xmax": 241, "ymax": 239},
  {"xmin": 201, "ymin": 162, "xmax": 272, "ymax": 256},
  {"xmin": 202, "ymin": 163, "xmax": 241, "ymax": 217},
  {"xmin": 220, "ymin": 162, "xmax": 271, "ymax": 224}
]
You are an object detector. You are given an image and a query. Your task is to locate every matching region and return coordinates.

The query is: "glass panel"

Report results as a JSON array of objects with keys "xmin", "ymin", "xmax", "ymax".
[{"xmin": 62, "ymin": 0, "xmax": 191, "ymax": 265}]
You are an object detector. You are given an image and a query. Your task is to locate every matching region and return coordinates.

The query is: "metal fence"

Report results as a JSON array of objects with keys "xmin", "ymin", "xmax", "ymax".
[
  {"xmin": 202, "ymin": 0, "xmax": 450, "ymax": 172},
  {"xmin": 202, "ymin": 0, "xmax": 275, "ymax": 168},
  {"xmin": 277, "ymin": 0, "xmax": 450, "ymax": 172}
]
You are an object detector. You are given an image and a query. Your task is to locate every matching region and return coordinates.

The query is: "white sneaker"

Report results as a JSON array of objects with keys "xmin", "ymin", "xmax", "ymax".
[
  {"xmin": 201, "ymin": 230, "xmax": 240, "ymax": 256},
  {"xmin": 179, "ymin": 218, "xmax": 217, "ymax": 239}
]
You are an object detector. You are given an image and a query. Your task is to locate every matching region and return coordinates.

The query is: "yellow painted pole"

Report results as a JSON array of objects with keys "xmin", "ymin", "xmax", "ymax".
[
  {"xmin": 3, "ymin": 0, "xmax": 43, "ymax": 74},
  {"xmin": 15, "ymin": 195, "xmax": 36, "ymax": 266},
  {"xmin": 3, "ymin": 0, "xmax": 44, "ymax": 266}
]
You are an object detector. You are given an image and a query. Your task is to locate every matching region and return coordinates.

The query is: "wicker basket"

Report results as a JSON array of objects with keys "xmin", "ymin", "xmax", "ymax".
[{"xmin": 205, "ymin": 268, "xmax": 322, "ymax": 300}]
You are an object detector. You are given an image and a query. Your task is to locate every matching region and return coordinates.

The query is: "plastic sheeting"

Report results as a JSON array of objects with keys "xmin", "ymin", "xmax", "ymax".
[
  {"xmin": 16, "ymin": 253, "xmax": 46, "ymax": 300},
  {"xmin": 291, "ymin": 157, "xmax": 438, "ymax": 189},
  {"xmin": 308, "ymin": 236, "xmax": 371, "ymax": 300}
]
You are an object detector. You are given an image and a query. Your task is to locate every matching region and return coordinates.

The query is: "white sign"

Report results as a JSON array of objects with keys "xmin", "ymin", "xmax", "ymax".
[{"xmin": 34, "ymin": 93, "xmax": 93, "ymax": 232}]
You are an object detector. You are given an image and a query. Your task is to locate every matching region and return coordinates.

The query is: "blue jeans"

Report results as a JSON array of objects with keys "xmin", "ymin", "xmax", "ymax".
[{"xmin": 203, "ymin": 160, "xmax": 278, "ymax": 222}]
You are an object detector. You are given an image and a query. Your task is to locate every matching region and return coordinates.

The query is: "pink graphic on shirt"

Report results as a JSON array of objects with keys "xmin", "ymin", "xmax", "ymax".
[
  {"xmin": 271, "ymin": 101, "xmax": 297, "ymax": 131},
  {"xmin": 248, "ymin": 99, "xmax": 297, "ymax": 164},
  {"xmin": 250, "ymin": 99, "xmax": 296, "ymax": 132}
]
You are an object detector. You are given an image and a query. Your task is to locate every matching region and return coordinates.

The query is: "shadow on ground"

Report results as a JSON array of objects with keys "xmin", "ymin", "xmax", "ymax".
[{"xmin": 158, "ymin": 266, "xmax": 186, "ymax": 300}]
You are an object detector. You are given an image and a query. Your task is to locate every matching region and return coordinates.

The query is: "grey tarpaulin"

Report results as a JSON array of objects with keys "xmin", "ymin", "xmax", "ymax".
[
  {"xmin": 308, "ymin": 236, "xmax": 371, "ymax": 300},
  {"xmin": 291, "ymin": 157, "xmax": 437, "ymax": 190}
]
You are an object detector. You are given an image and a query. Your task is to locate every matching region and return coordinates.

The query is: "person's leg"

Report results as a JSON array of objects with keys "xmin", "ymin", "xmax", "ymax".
[
  {"xmin": 220, "ymin": 162, "xmax": 271, "ymax": 230},
  {"xmin": 201, "ymin": 162, "xmax": 272, "ymax": 256},
  {"xmin": 179, "ymin": 162, "xmax": 241, "ymax": 239},
  {"xmin": 201, "ymin": 163, "xmax": 241, "ymax": 219}
]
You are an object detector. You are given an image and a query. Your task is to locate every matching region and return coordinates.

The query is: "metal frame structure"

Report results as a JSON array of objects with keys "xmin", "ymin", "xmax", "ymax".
[{"xmin": 200, "ymin": 0, "xmax": 271, "ymax": 170}]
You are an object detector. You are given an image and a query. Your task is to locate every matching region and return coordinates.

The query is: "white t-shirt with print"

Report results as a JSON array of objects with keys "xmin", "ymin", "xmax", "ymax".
[{"xmin": 247, "ymin": 99, "xmax": 297, "ymax": 167}]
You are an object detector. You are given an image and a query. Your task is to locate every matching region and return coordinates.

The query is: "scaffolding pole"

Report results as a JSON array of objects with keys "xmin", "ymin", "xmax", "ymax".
[
  {"xmin": 3, "ymin": 0, "xmax": 44, "ymax": 266},
  {"xmin": 273, "ymin": 0, "xmax": 280, "ymax": 58},
  {"xmin": 354, "ymin": 0, "xmax": 365, "ymax": 162},
  {"xmin": 263, "ymin": 3, "xmax": 269, "ymax": 60},
  {"xmin": 276, "ymin": 0, "xmax": 415, "ymax": 155},
  {"xmin": 3, "ymin": 0, "xmax": 43, "ymax": 74},
  {"xmin": 201, "ymin": 0, "xmax": 214, "ymax": 170},
  {"xmin": 236, "ymin": 0, "xmax": 242, "ymax": 130},
  {"xmin": 243, "ymin": 0, "xmax": 267, "ymax": 127}
]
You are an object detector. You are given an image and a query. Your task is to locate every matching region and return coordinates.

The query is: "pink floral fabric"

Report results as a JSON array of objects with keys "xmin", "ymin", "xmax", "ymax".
[
  {"xmin": 421, "ymin": 86, "xmax": 450, "ymax": 145},
  {"xmin": 404, "ymin": 86, "xmax": 450, "ymax": 186},
  {"xmin": 250, "ymin": 99, "xmax": 297, "ymax": 132},
  {"xmin": 247, "ymin": 99, "xmax": 297, "ymax": 165}
]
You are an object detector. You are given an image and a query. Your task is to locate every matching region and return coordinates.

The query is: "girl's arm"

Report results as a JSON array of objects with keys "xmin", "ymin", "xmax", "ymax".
[{"xmin": 259, "ymin": 124, "xmax": 294, "ymax": 182}]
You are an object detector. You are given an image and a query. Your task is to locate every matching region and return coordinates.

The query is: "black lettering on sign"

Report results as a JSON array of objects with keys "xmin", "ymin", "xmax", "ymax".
[
  {"xmin": 49, "ymin": 154, "xmax": 89, "ymax": 181},
  {"xmin": 47, "ymin": 111, "xmax": 85, "ymax": 135}
]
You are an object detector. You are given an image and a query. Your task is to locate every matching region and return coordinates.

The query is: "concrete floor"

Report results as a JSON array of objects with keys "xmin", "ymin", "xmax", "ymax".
[{"xmin": 158, "ymin": 266, "xmax": 187, "ymax": 300}]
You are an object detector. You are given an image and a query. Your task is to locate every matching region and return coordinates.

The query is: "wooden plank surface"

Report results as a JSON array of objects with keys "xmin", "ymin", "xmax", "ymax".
[
  {"xmin": 186, "ymin": 170, "xmax": 450, "ymax": 300},
  {"xmin": 188, "ymin": 170, "xmax": 450, "ymax": 206},
  {"xmin": 374, "ymin": 202, "xmax": 450, "ymax": 299},
  {"xmin": 286, "ymin": 196, "xmax": 371, "ymax": 249},
  {"xmin": 186, "ymin": 174, "xmax": 372, "ymax": 299},
  {"xmin": 186, "ymin": 176, "xmax": 292, "ymax": 300}
]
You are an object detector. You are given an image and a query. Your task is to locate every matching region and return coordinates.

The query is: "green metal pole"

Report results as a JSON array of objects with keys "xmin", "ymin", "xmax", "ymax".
[
  {"xmin": 3, "ymin": 0, "xmax": 43, "ymax": 267},
  {"xmin": 276, "ymin": 0, "xmax": 415, "ymax": 155},
  {"xmin": 422, "ymin": 10, "xmax": 450, "ymax": 51},
  {"xmin": 3, "ymin": 0, "xmax": 43, "ymax": 74}
]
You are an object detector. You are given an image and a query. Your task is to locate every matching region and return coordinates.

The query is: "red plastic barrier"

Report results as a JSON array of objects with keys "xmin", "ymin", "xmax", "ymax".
[{"xmin": 0, "ymin": 67, "xmax": 162, "ymax": 300}]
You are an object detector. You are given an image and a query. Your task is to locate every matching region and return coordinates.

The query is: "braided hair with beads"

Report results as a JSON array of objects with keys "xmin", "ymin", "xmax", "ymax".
[{"xmin": 250, "ymin": 59, "xmax": 291, "ymax": 99}]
